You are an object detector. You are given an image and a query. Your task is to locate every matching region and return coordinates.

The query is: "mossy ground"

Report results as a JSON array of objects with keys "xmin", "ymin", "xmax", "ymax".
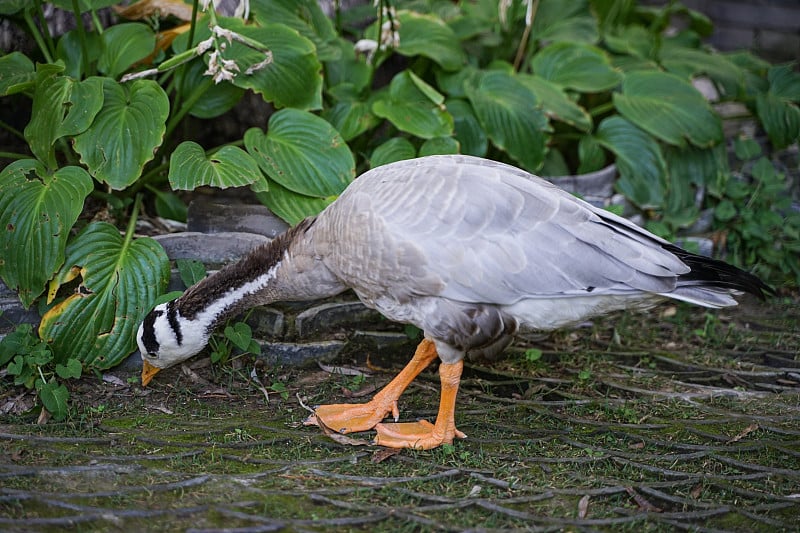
[{"xmin": 1, "ymin": 296, "xmax": 798, "ymax": 531}]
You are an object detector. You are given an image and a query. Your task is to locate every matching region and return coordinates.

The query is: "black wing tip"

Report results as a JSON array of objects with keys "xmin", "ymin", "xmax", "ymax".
[{"xmin": 663, "ymin": 244, "xmax": 775, "ymax": 301}]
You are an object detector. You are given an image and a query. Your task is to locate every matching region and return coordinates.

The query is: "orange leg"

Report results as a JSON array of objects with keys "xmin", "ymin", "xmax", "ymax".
[
  {"xmin": 305, "ymin": 339, "xmax": 439, "ymax": 434},
  {"xmin": 374, "ymin": 359, "xmax": 466, "ymax": 450}
]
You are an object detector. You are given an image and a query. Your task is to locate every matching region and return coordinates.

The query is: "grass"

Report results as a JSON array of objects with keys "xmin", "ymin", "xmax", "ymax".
[{"xmin": 1, "ymin": 297, "xmax": 798, "ymax": 530}]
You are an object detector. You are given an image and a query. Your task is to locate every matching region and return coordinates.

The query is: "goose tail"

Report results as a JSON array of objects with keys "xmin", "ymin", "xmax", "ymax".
[{"xmin": 659, "ymin": 244, "xmax": 774, "ymax": 308}]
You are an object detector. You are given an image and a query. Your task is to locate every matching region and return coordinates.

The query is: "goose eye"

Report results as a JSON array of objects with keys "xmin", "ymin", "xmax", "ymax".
[{"xmin": 147, "ymin": 352, "xmax": 158, "ymax": 359}]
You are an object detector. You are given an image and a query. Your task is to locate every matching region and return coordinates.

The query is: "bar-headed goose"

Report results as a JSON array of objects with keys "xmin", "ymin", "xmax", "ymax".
[{"xmin": 137, "ymin": 155, "xmax": 771, "ymax": 449}]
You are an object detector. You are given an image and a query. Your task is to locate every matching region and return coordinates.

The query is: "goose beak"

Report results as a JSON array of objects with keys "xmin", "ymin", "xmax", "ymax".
[{"xmin": 141, "ymin": 360, "xmax": 161, "ymax": 387}]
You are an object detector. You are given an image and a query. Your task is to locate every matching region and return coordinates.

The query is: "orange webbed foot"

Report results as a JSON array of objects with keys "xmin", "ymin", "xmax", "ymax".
[
  {"xmin": 305, "ymin": 398, "xmax": 400, "ymax": 434},
  {"xmin": 374, "ymin": 420, "xmax": 467, "ymax": 450},
  {"xmin": 305, "ymin": 339, "xmax": 440, "ymax": 434}
]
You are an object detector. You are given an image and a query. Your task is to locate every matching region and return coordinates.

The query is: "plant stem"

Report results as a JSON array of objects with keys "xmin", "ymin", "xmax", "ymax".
[
  {"xmin": 34, "ymin": 0, "xmax": 56, "ymax": 61},
  {"xmin": 174, "ymin": 0, "xmax": 201, "ymax": 114},
  {"xmin": 513, "ymin": 0, "xmax": 540, "ymax": 72},
  {"xmin": 0, "ymin": 118, "xmax": 25, "ymax": 140},
  {"xmin": 56, "ymin": 138, "xmax": 78, "ymax": 166},
  {"xmin": 132, "ymin": 161, "xmax": 171, "ymax": 192},
  {"xmin": 23, "ymin": 8, "xmax": 53, "ymax": 64},
  {"xmin": 90, "ymin": 7, "xmax": 104, "ymax": 35},
  {"xmin": 0, "ymin": 151, "xmax": 31, "ymax": 161},
  {"xmin": 124, "ymin": 194, "xmax": 144, "ymax": 251},
  {"xmin": 187, "ymin": 0, "xmax": 200, "ymax": 50},
  {"xmin": 71, "ymin": 0, "xmax": 91, "ymax": 77}
]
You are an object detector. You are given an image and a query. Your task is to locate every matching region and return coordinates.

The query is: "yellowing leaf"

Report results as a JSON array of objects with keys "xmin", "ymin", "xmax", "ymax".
[
  {"xmin": 114, "ymin": 0, "xmax": 194, "ymax": 21},
  {"xmin": 39, "ymin": 222, "xmax": 170, "ymax": 369}
]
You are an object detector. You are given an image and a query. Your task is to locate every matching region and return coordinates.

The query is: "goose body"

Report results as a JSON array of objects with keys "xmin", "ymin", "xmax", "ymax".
[{"xmin": 137, "ymin": 155, "xmax": 770, "ymax": 449}]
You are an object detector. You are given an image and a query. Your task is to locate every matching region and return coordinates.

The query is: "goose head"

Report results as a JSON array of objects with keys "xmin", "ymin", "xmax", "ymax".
[{"xmin": 136, "ymin": 301, "xmax": 212, "ymax": 385}]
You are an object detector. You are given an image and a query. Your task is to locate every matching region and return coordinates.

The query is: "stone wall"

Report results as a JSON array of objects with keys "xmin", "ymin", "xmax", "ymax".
[{"xmin": 650, "ymin": 0, "xmax": 800, "ymax": 63}]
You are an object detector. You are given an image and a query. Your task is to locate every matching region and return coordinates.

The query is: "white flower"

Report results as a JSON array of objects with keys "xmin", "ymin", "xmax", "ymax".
[
  {"xmin": 354, "ymin": 39, "xmax": 378, "ymax": 55},
  {"xmin": 212, "ymin": 25, "xmax": 237, "ymax": 44},
  {"xmin": 199, "ymin": 0, "xmax": 220, "ymax": 12},
  {"xmin": 233, "ymin": 0, "xmax": 250, "ymax": 20},
  {"xmin": 212, "ymin": 68, "xmax": 236, "ymax": 84},
  {"xmin": 196, "ymin": 36, "xmax": 215, "ymax": 56},
  {"xmin": 498, "ymin": 0, "xmax": 513, "ymax": 27},
  {"xmin": 204, "ymin": 50, "xmax": 240, "ymax": 84}
]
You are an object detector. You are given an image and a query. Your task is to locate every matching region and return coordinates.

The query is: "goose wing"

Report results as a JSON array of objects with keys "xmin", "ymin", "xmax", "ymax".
[{"xmin": 322, "ymin": 155, "xmax": 688, "ymax": 306}]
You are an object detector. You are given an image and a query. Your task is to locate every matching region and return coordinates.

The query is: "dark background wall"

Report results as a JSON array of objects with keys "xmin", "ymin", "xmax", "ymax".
[{"xmin": 654, "ymin": 0, "xmax": 799, "ymax": 63}]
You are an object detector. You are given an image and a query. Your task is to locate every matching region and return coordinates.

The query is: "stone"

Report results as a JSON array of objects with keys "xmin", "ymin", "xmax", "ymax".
[
  {"xmin": 345, "ymin": 330, "xmax": 416, "ymax": 358},
  {"xmin": 246, "ymin": 306, "xmax": 286, "ymax": 339},
  {"xmin": 544, "ymin": 164, "xmax": 617, "ymax": 207},
  {"xmin": 0, "ymin": 280, "xmax": 39, "ymax": 334},
  {"xmin": 153, "ymin": 231, "xmax": 270, "ymax": 265},
  {"xmin": 295, "ymin": 301, "xmax": 386, "ymax": 339},
  {"xmin": 188, "ymin": 198, "xmax": 290, "ymax": 238},
  {"xmin": 257, "ymin": 340, "xmax": 345, "ymax": 367},
  {"xmin": 0, "ymin": 298, "xmax": 39, "ymax": 334}
]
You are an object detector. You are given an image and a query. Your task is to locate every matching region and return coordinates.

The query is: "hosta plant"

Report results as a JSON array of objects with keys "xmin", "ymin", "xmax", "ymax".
[{"xmin": 0, "ymin": 0, "xmax": 798, "ymax": 419}]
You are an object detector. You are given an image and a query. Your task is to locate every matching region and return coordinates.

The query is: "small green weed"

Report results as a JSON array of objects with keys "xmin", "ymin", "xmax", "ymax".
[
  {"xmin": 524, "ymin": 348, "xmax": 543, "ymax": 363},
  {"xmin": 268, "ymin": 381, "xmax": 290, "ymax": 400},
  {"xmin": 209, "ymin": 319, "xmax": 261, "ymax": 365},
  {"xmin": 0, "ymin": 323, "xmax": 80, "ymax": 420}
]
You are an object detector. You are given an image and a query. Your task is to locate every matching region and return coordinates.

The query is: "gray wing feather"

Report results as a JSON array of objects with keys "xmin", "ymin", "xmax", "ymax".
[{"xmin": 324, "ymin": 155, "xmax": 688, "ymax": 306}]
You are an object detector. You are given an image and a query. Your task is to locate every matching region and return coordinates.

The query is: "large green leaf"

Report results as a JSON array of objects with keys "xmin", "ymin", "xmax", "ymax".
[
  {"xmin": 613, "ymin": 71, "xmax": 723, "ymax": 148},
  {"xmin": 465, "ymin": 70, "xmax": 550, "ymax": 172},
  {"xmin": 370, "ymin": 137, "xmax": 417, "ymax": 168},
  {"xmin": 663, "ymin": 143, "xmax": 729, "ymax": 226},
  {"xmin": 209, "ymin": 17, "xmax": 322, "ymax": 110},
  {"xmin": 530, "ymin": 0, "xmax": 599, "ymax": 44},
  {"xmin": 24, "ymin": 65, "xmax": 104, "ymax": 168},
  {"xmin": 604, "ymin": 25, "xmax": 656, "ymax": 59},
  {"xmin": 519, "ymin": 74, "xmax": 592, "ymax": 132},
  {"xmin": 39, "ymin": 222, "xmax": 170, "ymax": 369},
  {"xmin": 97, "ymin": 23, "xmax": 156, "ymax": 79},
  {"xmin": 255, "ymin": 181, "xmax": 333, "ymax": 226},
  {"xmin": 577, "ymin": 135, "xmax": 607, "ymax": 174},
  {"xmin": 723, "ymin": 51, "xmax": 770, "ymax": 96},
  {"xmin": 447, "ymin": 98, "xmax": 488, "ymax": 157},
  {"xmin": 595, "ymin": 116, "xmax": 667, "ymax": 208},
  {"xmin": 322, "ymin": 98, "xmax": 379, "ymax": 142},
  {"xmin": 168, "ymin": 142, "xmax": 267, "ymax": 192},
  {"xmin": 56, "ymin": 29, "xmax": 103, "ymax": 79},
  {"xmin": 73, "ymin": 79, "xmax": 168, "ymax": 190},
  {"xmin": 394, "ymin": 10, "xmax": 465, "ymax": 71},
  {"xmin": 660, "ymin": 47, "xmax": 744, "ymax": 95},
  {"xmin": 244, "ymin": 108, "xmax": 354, "ymax": 197},
  {"xmin": 765, "ymin": 64, "xmax": 800, "ymax": 101},
  {"xmin": 531, "ymin": 42, "xmax": 621, "ymax": 92},
  {"xmin": 756, "ymin": 65, "xmax": 800, "ymax": 150},
  {"xmin": 611, "ymin": 54, "xmax": 660, "ymax": 74},
  {"xmin": 323, "ymin": 38, "xmax": 372, "ymax": 94},
  {"xmin": 419, "ymin": 136, "xmax": 460, "ymax": 157},
  {"xmin": 0, "ymin": 52, "xmax": 35, "ymax": 95},
  {"xmin": 0, "ymin": 0, "xmax": 29, "ymax": 15},
  {"xmin": 250, "ymin": 0, "xmax": 339, "ymax": 61},
  {"xmin": 372, "ymin": 71, "xmax": 454, "ymax": 139},
  {"xmin": 0, "ymin": 161, "xmax": 93, "ymax": 308}
]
